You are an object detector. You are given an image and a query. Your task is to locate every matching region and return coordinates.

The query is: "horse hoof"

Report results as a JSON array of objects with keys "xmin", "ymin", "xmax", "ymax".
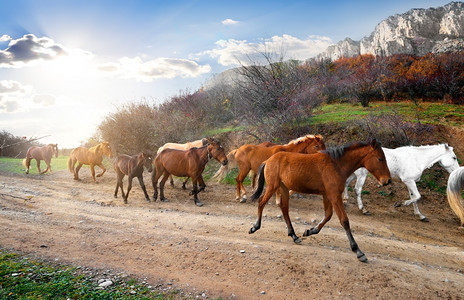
[
  {"xmin": 161, "ymin": 198, "xmax": 169, "ymax": 202},
  {"xmin": 420, "ymin": 217, "xmax": 429, "ymax": 222},
  {"xmin": 393, "ymin": 201, "xmax": 402, "ymax": 208},
  {"xmin": 249, "ymin": 227, "xmax": 256, "ymax": 234},
  {"xmin": 362, "ymin": 210, "xmax": 371, "ymax": 216},
  {"xmin": 293, "ymin": 237, "xmax": 302, "ymax": 244},
  {"xmin": 357, "ymin": 254, "xmax": 368, "ymax": 263},
  {"xmin": 303, "ymin": 229, "xmax": 310, "ymax": 237},
  {"xmin": 195, "ymin": 201, "xmax": 203, "ymax": 207},
  {"xmin": 240, "ymin": 198, "xmax": 246, "ymax": 203}
]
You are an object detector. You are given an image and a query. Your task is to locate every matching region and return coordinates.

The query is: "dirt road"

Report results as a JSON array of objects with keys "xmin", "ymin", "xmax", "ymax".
[{"xmin": 0, "ymin": 167, "xmax": 463, "ymax": 299}]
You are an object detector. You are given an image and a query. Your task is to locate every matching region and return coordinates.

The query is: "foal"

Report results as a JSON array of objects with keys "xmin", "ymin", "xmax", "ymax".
[
  {"xmin": 114, "ymin": 152, "xmax": 153, "ymax": 203},
  {"xmin": 250, "ymin": 139, "xmax": 391, "ymax": 262}
]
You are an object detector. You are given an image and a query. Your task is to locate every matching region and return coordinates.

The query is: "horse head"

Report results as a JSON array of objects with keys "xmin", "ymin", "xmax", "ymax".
[
  {"xmin": 300, "ymin": 134, "xmax": 326, "ymax": 154},
  {"xmin": 363, "ymin": 139, "xmax": 391, "ymax": 186},
  {"xmin": 99, "ymin": 141, "xmax": 113, "ymax": 158},
  {"xmin": 49, "ymin": 143, "xmax": 59, "ymax": 157},
  {"xmin": 207, "ymin": 138, "xmax": 228, "ymax": 166},
  {"xmin": 439, "ymin": 144, "xmax": 459, "ymax": 173},
  {"xmin": 141, "ymin": 152, "xmax": 153, "ymax": 173}
]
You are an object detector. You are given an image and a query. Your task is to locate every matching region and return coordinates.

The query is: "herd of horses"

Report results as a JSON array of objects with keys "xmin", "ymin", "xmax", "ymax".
[{"xmin": 21, "ymin": 135, "xmax": 464, "ymax": 262}]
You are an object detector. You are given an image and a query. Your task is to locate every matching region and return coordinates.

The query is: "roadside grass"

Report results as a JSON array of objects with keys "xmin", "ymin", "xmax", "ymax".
[
  {"xmin": 311, "ymin": 102, "xmax": 464, "ymax": 126},
  {"xmin": 0, "ymin": 156, "xmax": 113, "ymax": 175},
  {"xmin": 0, "ymin": 251, "xmax": 184, "ymax": 299}
]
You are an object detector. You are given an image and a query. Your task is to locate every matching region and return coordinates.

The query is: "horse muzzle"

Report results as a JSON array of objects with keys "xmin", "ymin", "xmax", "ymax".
[
  {"xmin": 380, "ymin": 178, "xmax": 392, "ymax": 186},
  {"xmin": 221, "ymin": 159, "xmax": 228, "ymax": 166}
]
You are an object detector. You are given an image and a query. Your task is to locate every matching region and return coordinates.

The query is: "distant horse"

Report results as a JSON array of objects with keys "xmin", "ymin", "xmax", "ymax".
[
  {"xmin": 343, "ymin": 144, "xmax": 459, "ymax": 221},
  {"xmin": 23, "ymin": 144, "xmax": 58, "ymax": 174},
  {"xmin": 446, "ymin": 166, "xmax": 464, "ymax": 227},
  {"xmin": 152, "ymin": 138, "xmax": 228, "ymax": 207},
  {"xmin": 250, "ymin": 139, "xmax": 391, "ymax": 262},
  {"xmin": 157, "ymin": 138, "xmax": 209, "ymax": 188},
  {"xmin": 114, "ymin": 152, "xmax": 153, "ymax": 203},
  {"xmin": 215, "ymin": 135, "xmax": 325, "ymax": 203},
  {"xmin": 67, "ymin": 141, "xmax": 113, "ymax": 182}
]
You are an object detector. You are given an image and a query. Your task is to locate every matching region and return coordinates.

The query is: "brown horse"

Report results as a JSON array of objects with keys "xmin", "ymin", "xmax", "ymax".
[
  {"xmin": 157, "ymin": 138, "xmax": 209, "ymax": 188},
  {"xmin": 152, "ymin": 138, "xmax": 228, "ymax": 206},
  {"xmin": 23, "ymin": 144, "xmax": 58, "ymax": 174},
  {"xmin": 67, "ymin": 141, "xmax": 113, "ymax": 182},
  {"xmin": 233, "ymin": 134, "xmax": 325, "ymax": 202},
  {"xmin": 114, "ymin": 152, "xmax": 153, "ymax": 203},
  {"xmin": 249, "ymin": 139, "xmax": 391, "ymax": 262}
]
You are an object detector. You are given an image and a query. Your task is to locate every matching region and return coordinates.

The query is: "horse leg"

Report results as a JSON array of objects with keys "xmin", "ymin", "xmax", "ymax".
[
  {"xmin": 169, "ymin": 175, "xmax": 174, "ymax": 187},
  {"xmin": 190, "ymin": 176, "xmax": 203, "ymax": 207},
  {"xmin": 151, "ymin": 168, "xmax": 160, "ymax": 201},
  {"xmin": 96, "ymin": 164, "xmax": 106, "ymax": 177},
  {"xmin": 279, "ymin": 185, "xmax": 301, "ymax": 243},
  {"xmin": 397, "ymin": 180, "xmax": 428, "ymax": 222},
  {"xmin": 236, "ymin": 167, "xmax": 250, "ymax": 203},
  {"xmin": 114, "ymin": 172, "xmax": 121, "ymax": 198},
  {"xmin": 354, "ymin": 170, "xmax": 370, "ymax": 215},
  {"xmin": 36, "ymin": 159, "xmax": 42, "ymax": 174},
  {"xmin": 181, "ymin": 177, "xmax": 190, "ymax": 190},
  {"xmin": 304, "ymin": 195, "xmax": 333, "ymax": 236},
  {"xmin": 159, "ymin": 171, "xmax": 170, "ymax": 201},
  {"xmin": 198, "ymin": 176, "xmax": 206, "ymax": 192},
  {"xmin": 125, "ymin": 176, "xmax": 134, "ymax": 203},
  {"xmin": 137, "ymin": 176, "xmax": 150, "ymax": 202},
  {"xmin": 249, "ymin": 181, "xmax": 277, "ymax": 234},
  {"xmin": 90, "ymin": 164, "xmax": 97, "ymax": 182},
  {"xmin": 74, "ymin": 163, "xmax": 83, "ymax": 180},
  {"xmin": 343, "ymin": 173, "xmax": 356, "ymax": 201},
  {"xmin": 332, "ymin": 195, "xmax": 367, "ymax": 263}
]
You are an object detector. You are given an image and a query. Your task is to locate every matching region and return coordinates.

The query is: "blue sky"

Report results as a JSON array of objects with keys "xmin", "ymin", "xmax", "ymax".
[{"xmin": 0, "ymin": 0, "xmax": 453, "ymax": 148}]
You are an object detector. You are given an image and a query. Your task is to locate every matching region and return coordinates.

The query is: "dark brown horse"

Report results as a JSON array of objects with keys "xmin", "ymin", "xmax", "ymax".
[
  {"xmin": 152, "ymin": 138, "xmax": 228, "ymax": 206},
  {"xmin": 249, "ymin": 139, "xmax": 391, "ymax": 262},
  {"xmin": 114, "ymin": 152, "xmax": 153, "ymax": 203},
  {"xmin": 23, "ymin": 144, "xmax": 58, "ymax": 174},
  {"xmin": 67, "ymin": 141, "xmax": 113, "ymax": 182},
  {"xmin": 234, "ymin": 134, "xmax": 325, "ymax": 202}
]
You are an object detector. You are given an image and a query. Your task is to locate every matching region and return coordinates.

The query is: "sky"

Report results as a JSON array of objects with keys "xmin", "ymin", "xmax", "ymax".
[{"xmin": 0, "ymin": 0, "xmax": 454, "ymax": 148}]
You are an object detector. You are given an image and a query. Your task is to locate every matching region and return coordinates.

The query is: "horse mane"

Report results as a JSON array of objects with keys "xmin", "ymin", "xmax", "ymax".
[
  {"xmin": 322, "ymin": 140, "xmax": 380, "ymax": 160},
  {"xmin": 287, "ymin": 134, "xmax": 322, "ymax": 145}
]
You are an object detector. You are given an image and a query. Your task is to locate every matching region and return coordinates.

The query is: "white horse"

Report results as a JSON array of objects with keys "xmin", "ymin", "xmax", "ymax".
[
  {"xmin": 446, "ymin": 166, "xmax": 464, "ymax": 227},
  {"xmin": 344, "ymin": 144, "xmax": 459, "ymax": 222}
]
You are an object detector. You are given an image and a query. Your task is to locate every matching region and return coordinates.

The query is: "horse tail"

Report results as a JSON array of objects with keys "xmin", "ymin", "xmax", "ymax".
[
  {"xmin": 212, "ymin": 149, "xmax": 237, "ymax": 182},
  {"xmin": 250, "ymin": 163, "xmax": 266, "ymax": 202},
  {"xmin": 22, "ymin": 158, "xmax": 27, "ymax": 167},
  {"xmin": 447, "ymin": 167, "xmax": 464, "ymax": 226},
  {"xmin": 67, "ymin": 151, "xmax": 75, "ymax": 173}
]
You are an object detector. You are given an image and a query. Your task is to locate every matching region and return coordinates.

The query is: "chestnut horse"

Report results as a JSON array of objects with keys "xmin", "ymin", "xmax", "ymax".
[
  {"xmin": 230, "ymin": 134, "xmax": 325, "ymax": 202},
  {"xmin": 67, "ymin": 141, "xmax": 113, "ymax": 182},
  {"xmin": 249, "ymin": 139, "xmax": 391, "ymax": 262},
  {"xmin": 157, "ymin": 138, "xmax": 209, "ymax": 188},
  {"xmin": 114, "ymin": 152, "xmax": 153, "ymax": 203},
  {"xmin": 23, "ymin": 143, "xmax": 58, "ymax": 174},
  {"xmin": 152, "ymin": 138, "xmax": 228, "ymax": 207}
]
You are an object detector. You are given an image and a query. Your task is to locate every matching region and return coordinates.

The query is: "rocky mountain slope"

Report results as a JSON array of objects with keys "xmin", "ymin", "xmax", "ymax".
[{"xmin": 317, "ymin": 2, "xmax": 464, "ymax": 60}]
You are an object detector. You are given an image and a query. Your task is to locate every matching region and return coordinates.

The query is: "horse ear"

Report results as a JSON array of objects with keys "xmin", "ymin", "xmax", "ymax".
[
  {"xmin": 445, "ymin": 144, "xmax": 449, "ymax": 150},
  {"xmin": 370, "ymin": 138, "xmax": 378, "ymax": 149}
]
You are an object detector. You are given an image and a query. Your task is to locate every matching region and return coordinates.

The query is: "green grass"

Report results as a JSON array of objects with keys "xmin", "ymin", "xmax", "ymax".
[
  {"xmin": 0, "ymin": 251, "xmax": 182, "ymax": 299},
  {"xmin": 311, "ymin": 102, "xmax": 464, "ymax": 126},
  {"xmin": 0, "ymin": 156, "xmax": 113, "ymax": 175}
]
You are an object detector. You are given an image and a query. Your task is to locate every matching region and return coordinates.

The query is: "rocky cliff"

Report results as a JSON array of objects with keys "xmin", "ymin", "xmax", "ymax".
[{"xmin": 317, "ymin": 2, "xmax": 464, "ymax": 60}]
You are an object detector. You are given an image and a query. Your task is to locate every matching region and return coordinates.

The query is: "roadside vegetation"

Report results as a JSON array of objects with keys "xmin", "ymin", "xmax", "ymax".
[{"xmin": 0, "ymin": 251, "xmax": 185, "ymax": 299}]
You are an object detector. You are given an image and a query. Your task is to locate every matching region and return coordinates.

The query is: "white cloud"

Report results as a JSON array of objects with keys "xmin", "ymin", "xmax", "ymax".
[
  {"xmin": 0, "ymin": 35, "xmax": 11, "ymax": 42},
  {"xmin": 0, "ymin": 34, "xmax": 67, "ymax": 68},
  {"xmin": 0, "ymin": 80, "xmax": 30, "ymax": 113},
  {"xmin": 198, "ymin": 34, "xmax": 333, "ymax": 66},
  {"xmin": 98, "ymin": 56, "xmax": 211, "ymax": 82},
  {"xmin": 33, "ymin": 94, "xmax": 56, "ymax": 106},
  {"xmin": 222, "ymin": 19, "xmax": 239, "ymax": 25}
]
